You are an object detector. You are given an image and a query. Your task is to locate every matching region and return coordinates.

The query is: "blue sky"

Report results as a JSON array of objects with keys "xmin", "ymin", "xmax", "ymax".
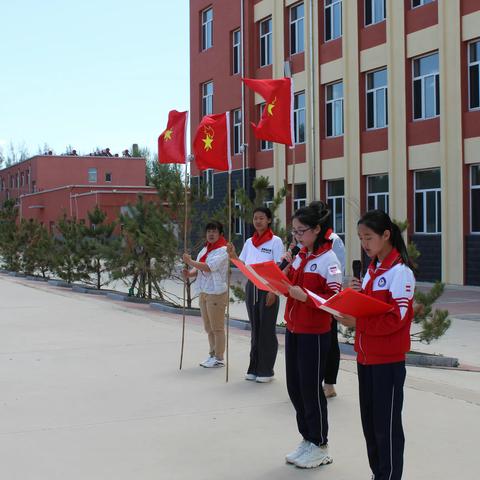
[{"xmin": 0, "ymin": 0, "xmax": 190, "ymax": 159}]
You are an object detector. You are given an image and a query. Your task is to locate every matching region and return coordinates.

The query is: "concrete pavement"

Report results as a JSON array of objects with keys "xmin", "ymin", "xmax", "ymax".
[{"xmin": 1, "ymin": 274, "xmax": 479, "ymax": 479}]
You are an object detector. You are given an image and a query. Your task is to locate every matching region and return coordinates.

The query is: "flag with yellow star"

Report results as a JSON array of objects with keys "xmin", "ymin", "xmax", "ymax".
[
  {"xmin": 158, "ymin": 110, "xmax": 188, "ymax": 164},
  {"xmin": 193, "ymin": 112, "xmax": 231, "ymax": 172},
  {"xmin": 242, "ymin": 77, "xmax": 294, "ymax": 146}
]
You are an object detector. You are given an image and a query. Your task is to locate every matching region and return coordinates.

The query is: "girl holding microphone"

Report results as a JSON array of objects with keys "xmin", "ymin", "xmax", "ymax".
[{"xmin": 336, "ymin": 210, "xmax": 416, "ymax": 480}]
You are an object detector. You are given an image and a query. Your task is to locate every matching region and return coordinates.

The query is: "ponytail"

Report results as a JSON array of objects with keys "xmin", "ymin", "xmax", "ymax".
[{"xmin": 358, "ymin": 210, "xmax": 417, "ymax": 275}]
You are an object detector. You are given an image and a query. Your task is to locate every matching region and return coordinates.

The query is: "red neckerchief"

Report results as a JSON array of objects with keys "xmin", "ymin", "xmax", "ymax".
[
  {"xmin": 199, "ymin": 236, "xmax": 227, "ymax": 263},
  {"xmin": 364, "ymin": 248, "xmax": 402, "ymax": 294},
  {"xmin": 324, "ymin": 228, "xmax": 333, "ymax": 240},
  {"xmin": 251, "ymin": 228, "xmax": 274, "ymax": 248},
  {"xmin": 292, "ymin": 241, "xmax": 332, "ymax": 286}
]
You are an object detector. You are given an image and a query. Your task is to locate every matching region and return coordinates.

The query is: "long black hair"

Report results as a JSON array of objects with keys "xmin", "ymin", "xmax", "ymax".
[
  {"xmin": 357, "ymin": 210, "xmax": 417, "ymax": 274},
  {"xmin": 253, "ymin": 206, "xmax": 273, "ymax": 221},
  {"xmin": 292, "ymin": 201, "xmax": 331, "ymax": 252}
]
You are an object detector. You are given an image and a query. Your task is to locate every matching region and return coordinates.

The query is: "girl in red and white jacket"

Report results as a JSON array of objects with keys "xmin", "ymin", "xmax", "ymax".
[
  {"xmin": 282, "ymin": 201, "xmax": 342, "ymax": 470},
  {"xmin": 336, "ymin": 210, "xmax": 416, "ymax": 480}
]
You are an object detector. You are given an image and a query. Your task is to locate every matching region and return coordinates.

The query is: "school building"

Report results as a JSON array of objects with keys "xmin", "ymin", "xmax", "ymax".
[{"xmin": 189, "ymin": 0, "xmax": 480, "ymax": 285}]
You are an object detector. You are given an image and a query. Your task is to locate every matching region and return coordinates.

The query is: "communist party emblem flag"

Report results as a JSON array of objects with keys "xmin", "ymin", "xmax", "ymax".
[
  {"xmin": 192, "ymin": 112, "xmax": 231, "ymax": 171},
  {"xmin": 242, "ymin": 77, "xmax": 294, "ymax": 146},
  {"xmin": 158, "ymin": 110, "xmax": 188, "ymax": 164}
]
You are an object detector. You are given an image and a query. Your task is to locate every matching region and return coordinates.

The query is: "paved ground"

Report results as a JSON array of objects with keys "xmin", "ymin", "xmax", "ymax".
[{"xmin": 1, "ymin": 274, "xmax": 479, "ymax": 479}]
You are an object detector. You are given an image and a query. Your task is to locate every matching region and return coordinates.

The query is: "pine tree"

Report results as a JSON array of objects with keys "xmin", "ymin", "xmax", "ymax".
[
  {"xmin": 82, "ymin": 205, "xmax": 118, "ymax": 289},
  {"xmin": 0, "ymin": 199, "xmax": 21, "ymax": 271}
]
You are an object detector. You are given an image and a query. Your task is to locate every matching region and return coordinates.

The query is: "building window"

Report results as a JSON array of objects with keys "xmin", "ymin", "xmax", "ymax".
[
  {"xmin": 472, "ymin": 165, "xmax": 480, "ymax": 233},
  {"xmin": 412, "ymin": 0, "xmax": 434, "ymax": 8},
  {"xmin": 325, "ymin": 0, "xmax": 342, "ymax": 42},
  {"xmin": 264, "ymin": 187, "xmax": 274, "ymax": 209},
  {"xmin": 202, "ymin": 81, "xmax": 213, "ymax": 116},
  {"xmin": 290, "ymin": 2, "xmax": 304, "ymax": 55},
  {"xmin": 16, "ymin": 173, "xmax": 19, "ymax": 188},
  {"xmin": 327, "ymin": 179, "xmax": 345, "ymax": 234},
  {"xmin": 88, "ymin": 168, "xmax": 97, "ymax": 183},
  {"xmin": 259, "ymin": 103, "xmax": 273, "ymax": 150},
  {"xmin": 294, "ymin": 91, "xmax": 306, "ymax": 144},
  {"xmin": 202, "ymin": 7, "xmax": 213, "ymax": 51},
  {"xmin": 469, "ymin": 40, "xmax": 480, "ymax": 110},
  {"xmin": 367, "ymin": 175, "xmax": 389, "ymax": 212},
  {"xmin": 326, "ymin": 81, "xmax": 344, "ymax": 137},
  {"xmin": 21, "ymin": 172, "xmax": 24, "ymax": 186},
  {"xmin": 202, "ymin": 169, "xmax": 214, "ymax": 199},
  {"xmin": 365, "ymin": 0, "xmax": 385, "ymax": 26},
  {"xmin": 234, "ymin": 191, "xmax": 243, "ymax": 236},
  {"xmin": 233, "ymin": 109, "xmax": 242, "ymax": 155},
  {"xmin": 259, "ymin": 17, "xmax": 272, "ymax": 67},
  {"xmin": 232, "ymin": 29, "xmax": 241, "ymax": 75},
  {"xmin": 366, "ymin": 68, "xmax": 388, "ymax": 129},
  {"xmin": 293, "ymin": 183, "xmax": 307, "ymax": 211},
  {"xmin": 413, "ymin": 52, "xmax": 439, "ymax": 120},
  {"xmin": 415, "ymin": 169, "xmax": 441, "ymax": 234},
  {"xmin": 105, "ymin": 172, "xmax": 112, "ymax": 182}
]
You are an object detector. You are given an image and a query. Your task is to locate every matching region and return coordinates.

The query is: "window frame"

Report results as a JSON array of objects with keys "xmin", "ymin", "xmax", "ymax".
[
  {"xmin": 290, "ymin": 2, "xmax": 305, "ymax": 55},
  {"xmin": 365, "ymin": 0, "xmax": 386, "ymax": 27},
  {"xmin": 412, "ymin": 0, "xmax": 434, "ymax": 9},
  {"xmin": 325, "ymin": 0, "xmax": 342, "ymax": 42},
  {"xmin": 88, "ymin": 168, "xmax": 98, "ymax": 183},
  {"xmin": 233, "ymin": 108, "xmax": 242, "ymax": 155},
  {"xmin": 259, "ymin": 103, "xmax": 273, "ymax": 151},
  {"xmin": 366, "ymin": 174, "xmax": 389, "ymax": 213},
  {"xmin": 414, "ymin": 169, "xmax": 441, "ymax": 234},
  {"xmin": 201, "ymin": 7, "xmax": 213, "ymax": 51},
  {"xmin": 105, "ymin": 172, "xmax": 112, "ymax": 183},
  {"xmin": 366, "ymin": 68, "xmax": 388, "ymax": 130},
  {"xmin": 202, "ymin": 81, "xmax": 214, "ymax": 116},
  {"xmin": 232, "ymin": 29, "xmax": 241, "ymax": 75},
  {"xmin": 293, "ymin": 183, "xmax": 307, "ymax": 211},
  {"xmin": 259, "ymin": 17, "xmax": 272, "ymax": 67},
  {"xmin": 202, "ymin": 169, "xmax": 214, "ymax": 200},
  {"xmin": 468, "ymin": 39, "xmax": 480, "ymax": 111},
  {"xmin": 326, "ymin": 81, "xmax": 344, "ymax": 138},
  {"xmin": 326, "ymin": 179, "xmax": 345, "ymax": 234},
  {"xmin": 294, "ymin": 91, "xmax": 306, "ymax": 144},
  {"xmin": 471, "ymin": 164, "xmax": 480, "ymax": 234},
  {"xmin": 412, "ymin": 52, "xmax": 440, "ymax": 121},
  {"xmin": 234, "ymin": 190, "xmax": 243, "ymax": 236}
]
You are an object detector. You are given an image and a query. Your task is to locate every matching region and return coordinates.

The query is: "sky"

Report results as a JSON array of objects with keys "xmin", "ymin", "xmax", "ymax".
[{"xmin": 0, "ymin": 0, "xmax": 190, "ymax": 159}]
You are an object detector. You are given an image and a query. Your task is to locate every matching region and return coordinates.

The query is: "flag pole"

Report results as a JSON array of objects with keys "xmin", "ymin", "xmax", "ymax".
[
  {"xmin": 291, "ymin": 145, "xmax": 296, "ymax": 216},
  {"xmin": 226, "ymin": 170, "xmax": 232, "ymax": 383},
  {"xmin": 179, "ymin": 154, "xmax": 191, "ymax": 370}
]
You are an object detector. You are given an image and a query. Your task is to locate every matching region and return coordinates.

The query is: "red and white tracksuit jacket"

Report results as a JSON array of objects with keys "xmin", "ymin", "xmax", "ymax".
[
  {"xmin": 355, "ymin": 248, "xmax": 416, "ymax": 365},
  {"xmin": 284, "ymin": 242, "xmax": 343, "ymax": 334}
]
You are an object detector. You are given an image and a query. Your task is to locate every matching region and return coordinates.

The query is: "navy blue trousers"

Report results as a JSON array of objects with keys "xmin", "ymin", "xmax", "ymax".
[
  {"xmin": 285, "ymin": 330, "xmax": 331, "ymax": 446},
  {"xmin": 357, "ymin": 361, "xmax": 406, "ymax": 480}
]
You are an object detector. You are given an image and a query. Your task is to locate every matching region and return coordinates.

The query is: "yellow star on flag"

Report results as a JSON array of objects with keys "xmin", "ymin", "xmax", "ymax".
[
  {"xmin": 163, "ymin": 128, "xmax": 173, "ymax": 141},
  {"xmin": 203, "ymin": 134, "xmax": 214, "ymax": 151},
  {"xmin": 267, "ymin": 97, "xmax": 277, "ymax": 116}
]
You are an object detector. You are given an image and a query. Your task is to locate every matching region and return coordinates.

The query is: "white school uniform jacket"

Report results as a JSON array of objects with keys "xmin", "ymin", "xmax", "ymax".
[
  {"xmin": 194, "ymin": 246, "xmax": 229, "ymax": 295},
  {"xmin": 239, "ymin": 235, "xmax": 284, "ymax": 265}
]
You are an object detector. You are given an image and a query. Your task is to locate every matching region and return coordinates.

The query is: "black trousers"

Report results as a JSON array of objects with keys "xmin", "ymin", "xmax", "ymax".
[
  {"xmin": 357, "ymin": 361, "xmax": 406, "ymax": 480},
  {"xmin": 285, "ymin": 330, "xmax": 331, "ymax": 446},
  {"xmin": 324, "ymin": 318, "xmax": 340, "ymax": 384},
  {"xmin": 245, "ymin": 281, "xmax": 279, "ymax": 377}
]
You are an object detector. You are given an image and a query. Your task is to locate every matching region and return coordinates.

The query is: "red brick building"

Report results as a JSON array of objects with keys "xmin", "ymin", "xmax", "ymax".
[{"xmin": 0, "ymin": 154, "xmax": 157, "ymax": 228}]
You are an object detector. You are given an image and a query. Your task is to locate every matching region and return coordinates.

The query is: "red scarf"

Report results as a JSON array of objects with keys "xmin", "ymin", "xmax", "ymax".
[
  {"xmin": 251, "ymin": 228, "xmax": 274, "ymax": 248},
  {"xmin": 199, "ymin": 236, "xmax": 228, "ymax": 263},
  {"xmin": 364, "ymin": 248, "xmax": 402, "ymax": 294},
  {"xmin": 292, "ymin": 241, "xmax": 332, "ymax": 286}
]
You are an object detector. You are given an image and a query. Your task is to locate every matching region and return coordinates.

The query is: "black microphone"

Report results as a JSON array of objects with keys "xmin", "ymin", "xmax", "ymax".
[
  {"xmin": 279, "ymin": 245, "xmax": 301, "ymax": 270},
  {"xmin": 352, "ymin": 260, "xmax": 362, "ymax": 279}
]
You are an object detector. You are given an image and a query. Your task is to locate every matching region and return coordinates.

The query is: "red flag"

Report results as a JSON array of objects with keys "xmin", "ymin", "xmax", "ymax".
[
  {"xmin": 193, "ymin": 112, "xmax": 231, "ymax": 171},
  {"xmin": 242, "ymin": 77, "xmax": 294, "ymax": 146},
  {"xmin": 158, "ymin": 110, "xmax": 188, "ymax": 164}
]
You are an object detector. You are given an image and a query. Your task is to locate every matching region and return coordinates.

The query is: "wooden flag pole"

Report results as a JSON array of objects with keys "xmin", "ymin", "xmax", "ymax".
[
  {"xmin": 225, "ymin": 170, "xmax": 232, "ymax": 383},
  {"xmin": 179, "ymin": 155, "xmax": 191, "ymax": 370}
]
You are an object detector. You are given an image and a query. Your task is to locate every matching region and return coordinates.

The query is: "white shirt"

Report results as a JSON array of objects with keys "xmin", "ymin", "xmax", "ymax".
[
  {"xmin": 194, "ymin": 246, "xmax": 229, "ymax": 295},
  {"xmin": 239, "ymin": 235, "xmax": 285, "ymax": 265},
  {"xmin": 329, "ymin": 232, "xmax": 346, "ymax": 275}
]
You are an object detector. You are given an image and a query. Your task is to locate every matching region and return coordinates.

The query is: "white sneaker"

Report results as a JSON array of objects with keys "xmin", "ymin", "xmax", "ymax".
[
  {"xmin": 199, "ymin": 356, "xmax": 215, "ymax": 367},
  {"xmin": 256, "ymin": 376, "xmax": 274, "ymax": 383},
  {"xmin": 294, "ymin": 443, "xmax": 333, "ymax": 469},
  {"xmin": 205, "ymin": 357, "xmax": 225, "ymax": 368},
  {"xmin": 245, "ymin": 373, "xmax": 257, "ymax": 381},
  {"xmin": 285, "ymin": 439, "xmax": 310, "ymax": 464}
]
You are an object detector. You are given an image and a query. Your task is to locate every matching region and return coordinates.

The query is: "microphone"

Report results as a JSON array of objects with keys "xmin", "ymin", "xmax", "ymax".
[
  {"xmin": 279, "ymin": 245, "xmax": 300, "ymax": 270},
  {"xmin": 352, "ymin": 260, "xmax": 362, "ymax": 279}
]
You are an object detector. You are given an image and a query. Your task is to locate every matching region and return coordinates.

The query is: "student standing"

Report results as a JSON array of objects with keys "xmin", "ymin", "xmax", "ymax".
[
  {"xmin": 183, "ymin": 221, "xmax": 229, "ymax": 368},
  {"xmin": 227, "ymin": 207, "xmax": 284, "ymax": 383},
  {"xmin": 336, "ymin": 210, "xmax": 416, "ymax": 480},
  {"xmin": 282, "ymin": 202, "xmax": 342, "ymax": 469}
]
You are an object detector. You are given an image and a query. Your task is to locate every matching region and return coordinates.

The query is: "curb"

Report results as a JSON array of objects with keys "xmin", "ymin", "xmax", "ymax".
[
  {"xmin": 48, "ymin": 279, "xmax": 71, "ymax": 288},
  {"xmin": 71, "ymin": 285, "xmax": 105, "ymax": 295},
  {"xmin": 150, "ymin": 302, "xmax": 202, "ymax": 316}
]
